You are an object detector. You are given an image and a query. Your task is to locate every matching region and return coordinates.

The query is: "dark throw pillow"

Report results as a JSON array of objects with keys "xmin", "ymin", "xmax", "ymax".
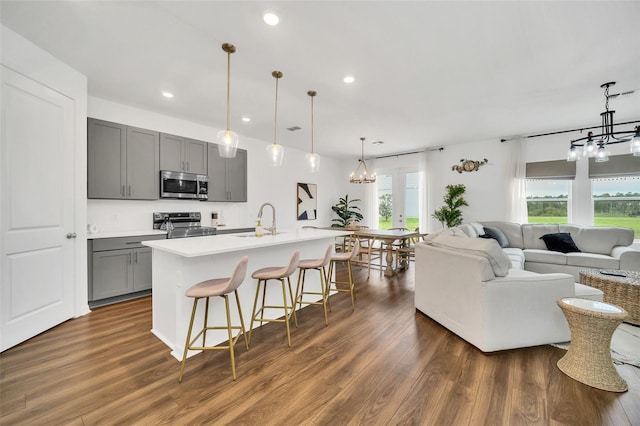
[
  {"xmin": 482, "ymin": 226, "xmax": 510, "ymax": 248},
  {"xmin": 539, "ymin": 233, "xmax": 581, "ymax": 253}
]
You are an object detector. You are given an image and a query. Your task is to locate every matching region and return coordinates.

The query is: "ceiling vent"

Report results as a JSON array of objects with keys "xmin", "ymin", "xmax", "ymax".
[{"xmin": 287, "ymin": 126, "xmax": 302, "ymax": 131}]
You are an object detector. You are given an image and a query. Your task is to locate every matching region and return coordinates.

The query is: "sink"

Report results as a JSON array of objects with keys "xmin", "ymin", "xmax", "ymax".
[{"xmin": 235, "ymin": 232, "xmax": 285, "ymax": 237}]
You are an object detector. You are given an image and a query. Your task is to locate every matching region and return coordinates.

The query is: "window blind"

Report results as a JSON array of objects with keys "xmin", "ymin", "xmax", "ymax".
[
  {"xmin": 525, "ymin": 160, "xmax": 576, "ymax": 180},
  {"xmin": 589, "ymin": 154, "xmax": 640, "ymax": 178}
]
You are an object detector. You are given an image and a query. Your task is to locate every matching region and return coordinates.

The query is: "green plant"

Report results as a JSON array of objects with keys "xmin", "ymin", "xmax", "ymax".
[
  {"xmin": 379, "ymin": 193, "xmax": 392, "ymax": 221},
  {"xmin": 432, "ymin": 184, "xmax": 468, "ymax": 228},
  {"xmin": 331, "ymin": 194, "xmax": 363, "ymax": 227}
]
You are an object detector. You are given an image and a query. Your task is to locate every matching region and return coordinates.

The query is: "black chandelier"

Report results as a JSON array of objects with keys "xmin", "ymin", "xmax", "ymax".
[{"xmin": 567, "ymin": 82, "xmax": 640, "ymax": 162}]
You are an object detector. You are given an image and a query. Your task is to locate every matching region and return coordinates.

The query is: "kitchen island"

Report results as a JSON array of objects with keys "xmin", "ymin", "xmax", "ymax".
[{"xmin": 142, "ymin": 228, "xmax": 349, "ymax": 360}]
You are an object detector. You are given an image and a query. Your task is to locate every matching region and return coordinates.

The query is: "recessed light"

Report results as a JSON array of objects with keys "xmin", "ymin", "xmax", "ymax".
[
  {"xmin": 241, "ymin": 116, "xmax": 251, "ymax": 122},
  {"xmin": 162, "ymin": 91, "xmax": 174, "ymax": 98},
  {"xmin": 263, "ymin": 11, "xmax": 279, "ymax": 26},
  {"xmin": 343, "ymin": 75, "xmax": 355, "ymax": 84}
]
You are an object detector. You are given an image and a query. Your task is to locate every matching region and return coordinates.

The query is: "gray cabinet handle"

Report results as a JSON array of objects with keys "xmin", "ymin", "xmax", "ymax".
[
  {"xmin": 125, "ymin": 241, "xmax": 140, "ymax": 245},
  {"xmin": 134, "ymin": 252, "xmax": 138, "ymax": 263},
  {"xmin": 128, "ymin": 185, "xmax": 131, "ymax": 197},
  {"xmin": 129, "ymin": 253, "xmax": 132, "ymax": 264},
  {"xmin": 121, "ymin": 185, "xmax": 125, "ymax": 196},
  {"xmin": 66, "ymin": 232, "xmax": 77, "ymax": 239},
  {"xmin": 182, "ymin": 161, "xmax": 185, "ymax": 171},
  {"xmin": 186, "ymin": 161, "xmax": 190, "ymax": 171}
]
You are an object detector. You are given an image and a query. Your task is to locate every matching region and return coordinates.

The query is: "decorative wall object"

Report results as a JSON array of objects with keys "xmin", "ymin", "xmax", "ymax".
[
  {"xmin": 452, "ymin": 158, "xmax": 489, "ymax": 173},
  {"xmin": 297, "ymin": 183, "xmax": 317, "ymax": 220}
]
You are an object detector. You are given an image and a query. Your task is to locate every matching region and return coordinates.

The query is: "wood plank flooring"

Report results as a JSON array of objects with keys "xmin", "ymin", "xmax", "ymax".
[{"xmin": 1, "ymin": 264, "xmax": 639, "ymax": 425}]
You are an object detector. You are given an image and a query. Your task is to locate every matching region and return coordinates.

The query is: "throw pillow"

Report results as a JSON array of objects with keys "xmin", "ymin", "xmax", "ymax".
[
  {"xmin": 539, "ymin": 233, "xmax": 581, "ymax": 253},
  {"xmin": 483, "ymin": 226, "xmax": 510, "ymax": 248}
]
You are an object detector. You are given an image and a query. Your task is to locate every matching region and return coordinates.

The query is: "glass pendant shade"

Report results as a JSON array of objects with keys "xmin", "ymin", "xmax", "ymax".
[
  {"xmin": 217, "ymin": 130, "xmax": 239, "ymax": 158},
  {"xmin": 566, "ymin": 145, "xmax": 580, "ymax": 162},
  {"xmin": 595, "ymin": 144, "xmax": 609, "ymax": 162},
  {"xmin": 267, "ymin": 143, "xmax": 284, "ymax": 167},
  {"xmin": 306, "ymin": 152, "xmax": 321, "ymax": 172},
  {"xmin": 631, "ymin": 132, "xmax": 640, "ymax": 156},
  {"xmin": 583, "ymin": 139, "xmax": 598, "ymax": 157}
]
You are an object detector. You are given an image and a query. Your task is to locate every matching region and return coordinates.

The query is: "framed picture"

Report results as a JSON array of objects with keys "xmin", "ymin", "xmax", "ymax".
[{"xmin": 297, "ymin": 183, "xmax": 317, "ymax": 220}]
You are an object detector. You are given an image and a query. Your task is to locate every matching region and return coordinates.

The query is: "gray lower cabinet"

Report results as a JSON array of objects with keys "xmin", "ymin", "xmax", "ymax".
[
  {"xmin": 207, "ymin": 145, "xmax": 247, "ymax": 202},
  {"xmin": 88, "ymin": 234, "xmax": 165, "ymax": 307},
  {"xmin": 88, "ymin": 118, "xmax": 160, "ymax": 200},
  {"xmin": 160, "ymin": 133, "xmax": 208, "ymax": 175}
]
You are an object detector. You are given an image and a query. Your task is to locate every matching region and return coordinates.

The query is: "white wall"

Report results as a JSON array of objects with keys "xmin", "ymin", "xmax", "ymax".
[{"xmin": 87, "ymin": 97, "xmax": 346, "ymax": 232}]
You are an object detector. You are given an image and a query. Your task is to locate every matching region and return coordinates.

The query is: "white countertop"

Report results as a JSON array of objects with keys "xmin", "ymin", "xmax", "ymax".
[
  {"xmin": 141, "ymin": 228, "xmax": 350, "ymax": 258},
  {"xmin": 88, "ymin": 229, "xmax": 167, "ymax": 239}
]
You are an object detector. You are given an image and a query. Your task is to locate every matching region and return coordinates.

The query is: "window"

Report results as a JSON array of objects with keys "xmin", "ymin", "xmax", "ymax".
[
  {"xmin": 526, "ymin": 180, "xmax": 569, "ymax": 224},
  {"xmin": 377, "ymin": 174, "xmax": 393, "ymax": 229},
  {"xmin": 592, "ymin": 177, "xmax": 640, "ymax": 238}
]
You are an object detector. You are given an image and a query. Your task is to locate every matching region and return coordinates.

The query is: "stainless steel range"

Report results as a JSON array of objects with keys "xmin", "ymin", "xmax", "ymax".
[{"xmin": 153, "ymin": 212, "xmax": 217, "ymax": 239}]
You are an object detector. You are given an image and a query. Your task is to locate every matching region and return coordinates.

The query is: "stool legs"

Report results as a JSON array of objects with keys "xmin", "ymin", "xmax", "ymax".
[
  {"xmin": 327, "ymin": 259, "xmax": 356, "ymax": 309},
  {"xmin": 295, "ymin": 266, "xmax": 330, "ymax": 325},
  {"xmin": 178, "ymin": 292, "xmax": 248, "ymax": 383},
  {"xmin": 249, "ymin": 277, "xmax": 298, "ymax": 347}
]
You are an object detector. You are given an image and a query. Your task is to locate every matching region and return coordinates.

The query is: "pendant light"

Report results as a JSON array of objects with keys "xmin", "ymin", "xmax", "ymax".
[
  {"xmin": 267, "ymin": 70, "xmax": 284, "ymax": 167},
  {"xmin": 350, "ymin": 137, "xmax": 376, "ymax": 183},
  {"xmin": 305, "ymin": 90, "xmax": 321, "ymax": 172},
  {"xmin": 216, "ymin": 43, "xmax": 239, "ymax": 158}
]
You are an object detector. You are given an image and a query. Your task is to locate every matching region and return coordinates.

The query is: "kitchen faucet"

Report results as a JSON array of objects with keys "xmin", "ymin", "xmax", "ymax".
[{"xmin": 257, "ymin": 202, "xmax": 276, "ymax": 235}]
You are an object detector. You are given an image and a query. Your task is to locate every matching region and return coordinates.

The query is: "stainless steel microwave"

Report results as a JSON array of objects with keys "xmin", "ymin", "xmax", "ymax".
[{"xmin": 160, "ymin": 170, "xmax": 208, "ymax": 200}]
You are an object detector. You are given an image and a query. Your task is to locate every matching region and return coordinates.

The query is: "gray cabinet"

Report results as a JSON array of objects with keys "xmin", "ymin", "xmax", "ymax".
[
  {"xmin": 207, "ymin": 145, "xmax": 247, "ymax": 202},
  {"xmin": 160, "ymin": 133, "xmax": 208, "ymax": 175},
  {"xmin": 88, "ymin": 118, "xmax": 159, "ymax": 200},
  {"xmin": 88, "ymin": 234, "xmax": 165, "ymax": 307}
]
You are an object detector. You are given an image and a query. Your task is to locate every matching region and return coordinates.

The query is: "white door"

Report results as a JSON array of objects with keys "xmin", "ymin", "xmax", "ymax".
[
  {"xmin": 1, "ymin": 65, "xmax": 76, "ymax": 351},
  {"xmin": 377, "ymin": 169, "xmax": 420, "ymax": 230}
]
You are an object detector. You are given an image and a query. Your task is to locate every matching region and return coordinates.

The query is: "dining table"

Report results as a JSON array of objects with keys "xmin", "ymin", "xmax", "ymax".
[{"xmin": 352, "ymin": 228, "xmax": 419, "ymax": 277}]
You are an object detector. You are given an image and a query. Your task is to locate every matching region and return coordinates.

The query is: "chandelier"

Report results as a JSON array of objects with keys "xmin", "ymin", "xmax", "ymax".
[
  {"xmin": 350, "ymin": 137, "xmax": 376, "ymax": 184},
  {"xmin": 567, "ymin": 82, "xmax": 640, "ymax": 162}
]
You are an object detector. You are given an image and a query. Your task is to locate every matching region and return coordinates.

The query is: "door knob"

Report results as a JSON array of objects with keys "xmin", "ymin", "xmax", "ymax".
[{"xmin": 66, "ymin": 232, "xmax": 77, "ymax": 239}]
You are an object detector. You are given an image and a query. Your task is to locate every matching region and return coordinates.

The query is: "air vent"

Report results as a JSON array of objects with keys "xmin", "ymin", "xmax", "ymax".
[
  {"xmin": 287, "ymin": 126, "xmax": 302, "ymax": 131},
  {"xmin": 373, "ymin": 140, "xmax": 384, "ymax": 144}
]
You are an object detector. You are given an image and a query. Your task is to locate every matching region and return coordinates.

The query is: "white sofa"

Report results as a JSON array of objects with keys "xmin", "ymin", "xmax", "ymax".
[
  {"xmin": 415, "ymin": 235, "xmax": 604, "ymax": 352},
  {"xmin": 431, "ymin": 221, "xmax": 639, "ymax": 281}
]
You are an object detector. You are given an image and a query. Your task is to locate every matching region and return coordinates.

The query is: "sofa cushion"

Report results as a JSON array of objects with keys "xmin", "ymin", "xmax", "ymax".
[
  {"xmin": 431, "ymin": 235, "xmax": 512, "ymax": 277},
  {"xmin": 469, "ymin": 222, "xmax": 485, "ymax": 237},
  {"xmin": 559, "ymin": 224, "xmax": 634, "ymax": 255},
  {"xmin": 503, "ymin": 248, "xmax": 525, "ymax": 269},
  {"xmin": 522, "ymin": 224, "xmax": 560, "ymax": 250},
  {"xmin": 524, "ymin": 249, "xmax": 568, "ymax": 265},
  {"xmin": 539, "ymin": 232, "xmax": 581, "ymax": 253},
  {"xmin": 566, "ymin": 252, "xmax": 620, "ymax": 269},
  {"xmin": 483, "ymin": 226, "xmax": 510, "ymax": 248},
  {"xmin": 481, "ymin": 221, "xmax": 525, "ymax": 249},
  {"xmin": 574, "ymin": 283, "xmax": 604, "ymax": 301}
]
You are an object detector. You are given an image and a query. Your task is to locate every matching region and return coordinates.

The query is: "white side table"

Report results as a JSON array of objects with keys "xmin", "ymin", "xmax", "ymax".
[{"xmin": 557, "ymin": 297, "xmax": 629, "ymax": 392}]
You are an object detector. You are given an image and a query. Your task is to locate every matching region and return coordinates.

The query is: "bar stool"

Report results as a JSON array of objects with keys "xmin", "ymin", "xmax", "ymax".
[
  {"xmin": 327, "ymin": 238, "xmax": 360, "ymax": 310},
  {"xmin": 249, "ymin": 251, "xmax": 300, "ymax": 347},
  {"xmin": 178, "ymin": 256, "xmax": 249, "ymax": 382},
  {"xmin": 294, "ymin": 244, "xmax": 333, "ymax": 326}
]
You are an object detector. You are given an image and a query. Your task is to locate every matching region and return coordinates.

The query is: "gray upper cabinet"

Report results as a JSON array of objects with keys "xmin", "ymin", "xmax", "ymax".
[
  {"xmin": 207, "ymin": 145, "xmax": 247, "ymax": 202},
  {"xmin": 160, "ymin": 133, "xmax": 208, "ymax": 175},
  {"xmin": 88, "ymin": 118, "xmax": 159, "ymax": 200}
]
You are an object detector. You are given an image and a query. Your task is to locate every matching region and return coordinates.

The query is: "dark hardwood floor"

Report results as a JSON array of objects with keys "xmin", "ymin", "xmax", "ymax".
[{"xmin": 1, "ymin": 264, "xmax": 639, "ymax": 425}]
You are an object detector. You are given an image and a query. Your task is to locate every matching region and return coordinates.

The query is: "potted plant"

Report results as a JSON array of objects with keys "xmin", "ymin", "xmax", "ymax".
[
  {"xmin": 331, "ymin": 194, "xmax": 363, "ymax": 228},
  {"xmin": 432, "ymin": 184, "xmax": 468, "ymax": 228}
]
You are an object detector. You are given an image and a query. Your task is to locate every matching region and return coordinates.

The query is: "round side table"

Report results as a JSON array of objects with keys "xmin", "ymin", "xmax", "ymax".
[{"xmin": 557, "ymin": 297, "xmax": 629, "ymax": 392}]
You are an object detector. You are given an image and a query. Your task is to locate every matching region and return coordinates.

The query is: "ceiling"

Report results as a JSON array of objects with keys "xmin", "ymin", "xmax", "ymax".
[{"xmin": 2, "ymin": 1, "xmax": 639, "ymax": 160}]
